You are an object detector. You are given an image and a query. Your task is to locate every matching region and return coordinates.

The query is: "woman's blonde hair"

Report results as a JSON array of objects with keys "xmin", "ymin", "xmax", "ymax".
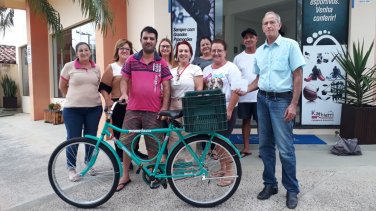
[{"xmin": 158, "ymin": 38, "xmax": 178, "ymax": 68}]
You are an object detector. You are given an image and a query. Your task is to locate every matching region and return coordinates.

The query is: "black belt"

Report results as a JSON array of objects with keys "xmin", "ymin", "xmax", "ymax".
[{"xmin": 259, "ymin": 90, "xmax": 292, "ymax": 98}]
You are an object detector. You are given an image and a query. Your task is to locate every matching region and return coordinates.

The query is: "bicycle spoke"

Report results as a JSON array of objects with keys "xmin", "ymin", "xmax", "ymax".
[
  {"xmin": 49, "ymin": 139, "xmax": 118, "ymax": 208},
  {"xmin": 168, "ymin": 138, "xmax": 241, "ymax": 206}
]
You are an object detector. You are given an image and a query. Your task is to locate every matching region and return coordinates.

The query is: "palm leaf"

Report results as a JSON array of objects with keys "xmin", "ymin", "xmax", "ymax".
[
  {"xmin": 72, "ymin": 0, "xmax": 114, "ymax": 36},
  {"xmin": 0, "ymin": 7, "xmax": 14, "ymax": 37},
  {"xmin": 334, "ymin": 40, "xmax": 376, "ymax": 107},
  {"xmin": 27, "ymin": 0, "xmax": 64, "ymax": 43}
]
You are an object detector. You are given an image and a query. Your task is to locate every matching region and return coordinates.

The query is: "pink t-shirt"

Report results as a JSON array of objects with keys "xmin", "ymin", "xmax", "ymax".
[
  {"xmin": 60, "ymin": 59, "xmax": 101, "ymax": 108},
  {"xmin": 121, "ymin": 51, "xmax": 172, "ymax": 113}
]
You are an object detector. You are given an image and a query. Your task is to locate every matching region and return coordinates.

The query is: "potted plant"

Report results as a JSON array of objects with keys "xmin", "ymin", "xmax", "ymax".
[
  {"xmin": 335, "ymin": 40, "xmax": 376, "ymax": 144},
  {"xmin": 1, "ymin": 74, "xmax": 18, "ymax": 109},
  {"xmin": 44, "ymin": 102, "xmax": 64, "ymax": 125}
]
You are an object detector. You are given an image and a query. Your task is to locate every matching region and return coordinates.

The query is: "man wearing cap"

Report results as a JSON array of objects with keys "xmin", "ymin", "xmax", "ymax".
[
  {"xmin": 235, "ymin": 11, "xmax": 305, "ymax": 209},
  {"xmin": 233, "ymin": 28, "xmax": 259, "ymax": 158}
]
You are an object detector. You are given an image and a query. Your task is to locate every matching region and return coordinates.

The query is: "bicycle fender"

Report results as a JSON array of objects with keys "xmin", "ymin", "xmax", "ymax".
[
  {"xmin": 167, "ymin": 133, "xmax": 241, "ymax": 161},
  {"xmin": 84, "ymin": 135, "xmax": 123, "ymax": 177}
]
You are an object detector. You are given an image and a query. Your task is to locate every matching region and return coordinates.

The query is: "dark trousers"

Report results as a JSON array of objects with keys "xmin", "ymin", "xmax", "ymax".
[
  {"xmin": 111, "ymin": 101, "xmax": 127, "ymax": 160},
  {"xmin": 111, "ymin": 100, "xmax": 141, "ymax": 160},
  {"xmin": 63, "ymin": 106, "xmax": 102, "ymax": 170}
]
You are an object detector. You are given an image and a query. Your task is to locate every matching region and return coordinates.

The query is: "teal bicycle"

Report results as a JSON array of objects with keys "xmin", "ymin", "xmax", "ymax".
[{"xmin": 48, "ymin": 90, "xmax": 242, "ymax": 208}]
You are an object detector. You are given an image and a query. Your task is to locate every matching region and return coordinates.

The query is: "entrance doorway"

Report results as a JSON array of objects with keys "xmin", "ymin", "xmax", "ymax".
[{"xmin": 222, "ymin": 0, "xmax": 297, "ymax": 61}]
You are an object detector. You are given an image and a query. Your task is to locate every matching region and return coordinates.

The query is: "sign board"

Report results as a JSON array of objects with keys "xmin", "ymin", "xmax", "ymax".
[
  {"xmin": 301, "ymin": 0, "xmax": 349, "ymax": 125},
  {"xmin": 171, "ymin": 0, "xmax": 215, "ymax": 60},
  {"xmin": 27, "ymin": 45, "xmax": 32, "ymax": 64}
]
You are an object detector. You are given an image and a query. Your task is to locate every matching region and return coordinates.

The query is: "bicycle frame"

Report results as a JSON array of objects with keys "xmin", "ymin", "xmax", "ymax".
[{"xmin": 81, "ymin": 103, "xmax": 241, "ymax": 181}]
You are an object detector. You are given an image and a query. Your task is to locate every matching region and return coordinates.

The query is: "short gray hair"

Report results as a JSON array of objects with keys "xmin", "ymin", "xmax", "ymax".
[{"xmin": 263, "ymin": 11, "xmax": 281, "ymax": 24}]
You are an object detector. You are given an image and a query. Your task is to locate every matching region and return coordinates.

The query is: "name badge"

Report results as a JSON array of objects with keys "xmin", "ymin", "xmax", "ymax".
[{"xmin": 173, "ymin": 80, "xmax": 181, "ymax": 85}]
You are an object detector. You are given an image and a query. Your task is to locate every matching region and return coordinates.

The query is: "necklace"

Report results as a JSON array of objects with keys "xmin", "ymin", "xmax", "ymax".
[{"xmin": 176, "ymin": 63, "xmax": 190, "ymax": 81}]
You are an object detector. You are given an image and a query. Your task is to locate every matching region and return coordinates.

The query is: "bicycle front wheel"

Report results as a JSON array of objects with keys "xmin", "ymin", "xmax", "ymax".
[
  {"xmin": 166, "ymin": 135, "xmax": 242, "ymax": 207},
  {"xmin": 48, "ymin": 138, "xmax": 120, "ymax": 208}
]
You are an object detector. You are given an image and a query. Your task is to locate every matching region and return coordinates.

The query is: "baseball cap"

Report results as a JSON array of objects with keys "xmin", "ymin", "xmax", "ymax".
[{"xmin": 241, "ymin": 28, "xmax": 257, "ymax": 37}]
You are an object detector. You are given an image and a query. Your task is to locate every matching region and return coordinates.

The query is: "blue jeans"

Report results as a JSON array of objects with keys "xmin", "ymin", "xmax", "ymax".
[
  {"xmin": 63, "ymin": 106, "xmax": 103, "ymax": 170},
  {"xmin": 257, "ymin": 93, "xmax": 299, "ymax": 193}
]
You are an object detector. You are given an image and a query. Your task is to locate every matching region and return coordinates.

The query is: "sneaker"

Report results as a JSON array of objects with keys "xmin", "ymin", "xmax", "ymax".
[
  {"xmin": 304, "ymin": 74, "xmax": 313, "ymax": 82},
  {"xmin": 326, "ymin": 73, "xmax": 335, "ymax": 80},
  {"xmin": 326, "ymin": 73, "xmax": 343, "ymax": 80},
  {"xmin": 318, "ymin": 69, "xmax": 325, "ymax": 81}
]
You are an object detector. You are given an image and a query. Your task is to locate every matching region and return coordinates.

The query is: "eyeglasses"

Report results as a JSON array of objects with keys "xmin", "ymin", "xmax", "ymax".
[
  {"xmin": 211, "ymin": 49, "xmax": 224, "ymax": 54},
  {"xmin": 160, "ymin": 45, "xmax": 171, "ymax": 49},
  {"xmin": 119, "ymin": 47, "xmax": 130, "ymax": 51}
]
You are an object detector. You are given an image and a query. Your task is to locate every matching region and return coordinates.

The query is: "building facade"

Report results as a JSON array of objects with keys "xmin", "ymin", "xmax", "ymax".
[{"xmin": 3, "ymin": 0, "xmax": 376, "ymax": 126}]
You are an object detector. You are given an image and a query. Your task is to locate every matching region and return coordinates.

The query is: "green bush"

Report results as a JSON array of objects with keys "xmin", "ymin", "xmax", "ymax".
[
  {"xmin": 48, "ymin": 103, "xmax": 55, "ymax": 110},
  {"xmin": 1, "ymin": 74, "xmax": 18, "ymax": 97}
]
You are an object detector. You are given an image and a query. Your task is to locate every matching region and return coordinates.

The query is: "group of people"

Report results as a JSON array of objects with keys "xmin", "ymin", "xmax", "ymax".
[{"xmin": 59, "ymin": 11, "xmax": 305, "ymax": 209}]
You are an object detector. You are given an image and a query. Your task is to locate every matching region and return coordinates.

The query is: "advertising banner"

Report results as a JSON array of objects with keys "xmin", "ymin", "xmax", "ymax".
[
  {"xmin": 301, "ymin": 0, "xmax": 349, "ymax": 125},
  {"xmin": 171, "ymin": 0, "xmax": 215, "ymax": 60}
]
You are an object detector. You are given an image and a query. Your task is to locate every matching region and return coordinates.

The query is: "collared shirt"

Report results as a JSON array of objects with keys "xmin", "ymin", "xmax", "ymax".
[
  {"xmin": 121, "ymin": 50, "xmax": 172, "ymax": 113},
  {"xmin": 60, "ymin": 58, "xmax": 101, "ymax": 108},
  {"xmin": 253, "ymin": 35, "xmax": 306, "ymax": 92}
]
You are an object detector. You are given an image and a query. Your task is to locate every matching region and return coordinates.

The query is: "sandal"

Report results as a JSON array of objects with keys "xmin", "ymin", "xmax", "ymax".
[
  {"xmin": 211, "ymin": 150, "xmax": 219, "ymax": 160},
  {"xmin": 212, "ymin": 153, "xmax": 219, "ymax": 160},
  {"xmin": 116, "ymin": 179, "xmax": 132, "ymax": 192},
  {"xmin": 68, "ymin": 171, "xmax": 80, "ymax": 182},
  {"xmin": 240, "ymin": 151, "xmax": 252, "ymax": 158},
  {"xmin": 217, "ymin": 178, "xmax": 234, "ymax": 187},
  {"xmin": 85, "ymin": 165, "xmax": 96, "ymax": 176},
  {"xmin": 211, "ymin": 171, "xmax": 226, "ymax": 177}
]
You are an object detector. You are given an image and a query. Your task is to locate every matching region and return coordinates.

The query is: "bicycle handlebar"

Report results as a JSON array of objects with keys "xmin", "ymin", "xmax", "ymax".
[{"xmin": 104, "ymin": 99, "xmax": 126, "ymax": 114}]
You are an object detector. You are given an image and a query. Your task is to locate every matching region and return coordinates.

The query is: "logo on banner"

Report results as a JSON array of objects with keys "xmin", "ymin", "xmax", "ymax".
[{"xmin": 311, "ymin": 110, "xmax": 334, "ymax": 121}]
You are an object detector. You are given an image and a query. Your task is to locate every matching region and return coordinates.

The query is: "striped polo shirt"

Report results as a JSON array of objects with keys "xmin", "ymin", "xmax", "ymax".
[{"xmin": 121, "ymin": 50, "xmax": 172, "ymax": 113}]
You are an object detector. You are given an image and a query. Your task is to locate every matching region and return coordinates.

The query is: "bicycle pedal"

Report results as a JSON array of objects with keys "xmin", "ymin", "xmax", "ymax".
[
  {"xmin": 162, "ymin": 181, "xmax": 168, "ymax": 189},
  {"xmin": 150, "ymin": 185, "xmax": 160, "ymax": 189}
]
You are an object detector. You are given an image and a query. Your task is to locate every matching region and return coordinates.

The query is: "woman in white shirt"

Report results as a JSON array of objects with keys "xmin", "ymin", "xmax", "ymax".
[
  {"xmin": 202, "ymin": 39, "xmax": 242, "ymax": 187},
  {"xmin": 168, "ymin": 41, "xmax": 203, "ymax": 162}
]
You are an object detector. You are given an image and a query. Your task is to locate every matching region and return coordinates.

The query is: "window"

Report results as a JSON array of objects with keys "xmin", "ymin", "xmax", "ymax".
[
  {"xmin": 21, "ymin": 46, "xmax": 29, "ymax": 96},
  {"xmin": 52, "ymin": 22, "xmax": 96, "ymax": 98}
]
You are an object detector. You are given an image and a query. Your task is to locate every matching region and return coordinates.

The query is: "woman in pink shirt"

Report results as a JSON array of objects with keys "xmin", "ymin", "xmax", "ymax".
[{"xmin": 59, "ymin": 42, "xmax": 102, "ymax": 182}]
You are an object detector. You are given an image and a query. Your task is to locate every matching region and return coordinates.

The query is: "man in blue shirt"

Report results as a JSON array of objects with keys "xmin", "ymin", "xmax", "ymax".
[{"xmin": 236, "ymin": 11, "xmax": 305, "ymax": 209}]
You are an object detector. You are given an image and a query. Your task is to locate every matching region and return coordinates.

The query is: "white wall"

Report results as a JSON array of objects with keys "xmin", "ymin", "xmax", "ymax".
[
  {"xmin": 349, "ymin": 1, "xmax": 376, "ymax": 67},
  {"xmin": 21, "ymin": 96, "xmax": 30, "ymax": 113},
  {"xmin": 1, "ymin": 9, "xmax": 27, "ymax": 47},
  {"xmin": 127, "ymin": 0, "xmax": 171, "ymax": 51},
  {"xmin": 1, "ymin": 9, "xmax": 27, "ymax": 111},
  {"xmin": 48, "ymin": 0, "xmax": 89, "ymax": 30}
]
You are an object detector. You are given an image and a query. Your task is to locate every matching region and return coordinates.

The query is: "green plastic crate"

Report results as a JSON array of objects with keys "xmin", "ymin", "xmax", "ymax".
[{"xmin": 182, "ymin": 89, "xmax": 228, "ymax": 133}]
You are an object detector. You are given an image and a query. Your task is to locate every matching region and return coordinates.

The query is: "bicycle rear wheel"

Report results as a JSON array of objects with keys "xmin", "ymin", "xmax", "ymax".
[
  {"xmin": 166, "ymin": 135, "xmax": 241, "ymax": 207},
  {"xmin": 48, "ymin": 138, "xmax": 119, "ymax": 208}
]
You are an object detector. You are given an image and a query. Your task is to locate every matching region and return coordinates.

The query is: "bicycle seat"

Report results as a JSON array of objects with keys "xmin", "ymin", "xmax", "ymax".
[{"xmin": 158, "ymin": 110, "xmax": 183, "ymax": 119}]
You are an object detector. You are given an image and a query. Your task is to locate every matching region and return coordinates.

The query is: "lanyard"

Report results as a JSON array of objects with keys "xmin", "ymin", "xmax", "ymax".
[{"xmin": 176, "ymin": 63, "xmax": 190, "ymax": 80}]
